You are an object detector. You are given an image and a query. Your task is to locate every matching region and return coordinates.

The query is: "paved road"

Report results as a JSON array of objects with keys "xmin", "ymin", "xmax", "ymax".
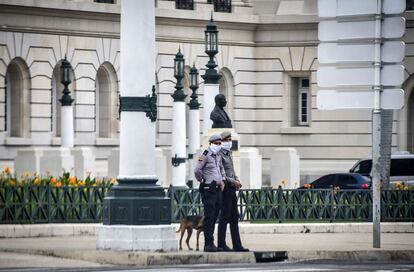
[{"xmin": 0, "ymin": 259, "xmax": 413, "ymax": 272}]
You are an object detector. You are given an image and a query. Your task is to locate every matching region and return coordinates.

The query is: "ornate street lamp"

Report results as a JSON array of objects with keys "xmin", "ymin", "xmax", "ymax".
[
  {"xmin": 201, "ymin": 15, "xmax": 221, "ymax": 84},
  {"xmin": 188, "ymin": 64, "xmax": 201, "ymax": 110},
  {"xmin": 171, "ymin": 48, "xmax": 187, "ymax": 187},
  {"xmin": 59, "ymin": 56, "xmax": 74, "ymax": 106},
  {"xmin": 171, "ymin": 49, "xmax": 186, "ymax": 102}
]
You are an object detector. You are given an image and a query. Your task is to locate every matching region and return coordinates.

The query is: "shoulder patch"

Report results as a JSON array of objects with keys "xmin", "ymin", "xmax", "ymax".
[{"xmin": 202, "ymin": 150, "xmax": 208, "ymax": 155}]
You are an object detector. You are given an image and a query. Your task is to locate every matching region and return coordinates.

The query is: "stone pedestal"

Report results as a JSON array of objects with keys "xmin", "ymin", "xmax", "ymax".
[
  {"xmin": 15, "ymin": 147, "xmax": 96, "ymax": 178},
  {"xmin": 15, "ymin": 147, "xmax": 95, "ymax": 178},
  {"xmin": 240, "ymin": 148, "xmax": 262, "ymax": 189},
  {"xmin": 107, "ymin": 148, "xmax": 119, "ymax": 179},
  {"xmin": 96, "ymin": 225, "xmax": 176, "ymax": 252},
  {"xmin": 271, "ymin": 148, "xmax": 300, "ymax": 189},
  {"xmin": 71, "ymin": 147, "xmax": 95, "ymax": 179}
]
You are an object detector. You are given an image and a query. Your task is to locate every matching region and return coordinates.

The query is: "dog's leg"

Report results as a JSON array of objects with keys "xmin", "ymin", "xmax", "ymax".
[
  {"xmin": 179, "ymin": 227, "xmax": 186, "ymax": 250},
  {"xmin": 186, "ymin": 227, "xmax": 193, "ymax": 251},
  {"xmin": 196, "ymin": 229, "xmax": 202, "ymax": 251}
]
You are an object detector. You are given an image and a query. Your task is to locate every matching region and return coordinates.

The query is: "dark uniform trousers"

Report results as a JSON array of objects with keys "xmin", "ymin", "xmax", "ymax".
[
  {"xmin": 218, "ymin": 185, "xmax": 242, "ymax": 249},
  {"xmin": 200, "ymin": 182, "xmax": 222, "ymax": 247}
]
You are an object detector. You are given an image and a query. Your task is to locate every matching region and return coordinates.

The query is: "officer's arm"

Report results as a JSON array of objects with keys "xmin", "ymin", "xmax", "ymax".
[
  {"xmin": 219, "ymin": 157, "xmax": 226, "ymax": 181},
  {"xmin": 194, "ymin": 155, "xmax": 207, "ymax": 182}
]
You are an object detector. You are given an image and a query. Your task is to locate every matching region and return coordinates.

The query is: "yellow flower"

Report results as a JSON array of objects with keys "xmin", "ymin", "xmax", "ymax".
[
  {"xmin": 7, "ymin": 179, "xmax": 16, "ymax": 186},
  {"xmin": 33, "ymin": 177, "xmax": 41, "ymax": 186}
]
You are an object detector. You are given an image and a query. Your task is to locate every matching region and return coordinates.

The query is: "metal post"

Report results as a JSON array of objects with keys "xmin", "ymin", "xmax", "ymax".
[{"xmin": 372, "ymin": 0, "xmax": 382, "ymax": 248}]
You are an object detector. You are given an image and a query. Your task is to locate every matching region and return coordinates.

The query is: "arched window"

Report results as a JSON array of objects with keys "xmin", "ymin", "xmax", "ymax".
[
  {"xmin": 218, "ymin": 67, "xmax": 235, "ymax": 121},
  {"xmin": 5, "ymin": 58, "xmax": 30, "ymax": 137},
  {"xmin": 95, "ymin": 63, "xmax": 119, "ymax": 138},
  {"xmin": 51, "ymin": 61, "xmax": 75, "ymax": 137}
]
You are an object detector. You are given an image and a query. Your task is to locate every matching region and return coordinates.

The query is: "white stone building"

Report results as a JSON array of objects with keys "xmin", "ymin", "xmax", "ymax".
[{"xmin": 0, "ymin": 0, "xmax": 413, "ymax": 184}]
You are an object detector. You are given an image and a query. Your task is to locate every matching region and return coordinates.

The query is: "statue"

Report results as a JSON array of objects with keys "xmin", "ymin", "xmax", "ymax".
[{"xmin": 210, "ymin": 94, "xmax": 232, "ymax": 128}]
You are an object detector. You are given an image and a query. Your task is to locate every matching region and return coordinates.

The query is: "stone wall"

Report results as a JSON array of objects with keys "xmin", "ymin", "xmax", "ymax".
[{"xmin": 0, "ymin": 0, "xmax": 413, "ymax": 182}]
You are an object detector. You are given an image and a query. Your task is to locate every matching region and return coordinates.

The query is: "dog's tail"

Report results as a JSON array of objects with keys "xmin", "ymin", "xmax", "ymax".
[{"xmin": 176, "ymin": 222, "xmax": 182, "ymax": 233}]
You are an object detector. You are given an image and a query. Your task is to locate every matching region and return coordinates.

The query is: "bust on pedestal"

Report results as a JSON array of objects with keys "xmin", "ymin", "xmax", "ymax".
[
  {"xmin": 201, "ymin": 94, "xmax": 262, "ymax": 189},
  {"xmin": 210, "ymin": 94, "xmax": 232, "ymax": 129}
]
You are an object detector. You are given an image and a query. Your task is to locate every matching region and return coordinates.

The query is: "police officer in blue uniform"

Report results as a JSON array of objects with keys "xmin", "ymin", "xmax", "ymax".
[
  {"xmin": 194, "ymin": 134, "xmax": 226, "ymax": 252},
  {"xmin": 217, "ymin": 131, "xmax": 249, "ymax": 252}
]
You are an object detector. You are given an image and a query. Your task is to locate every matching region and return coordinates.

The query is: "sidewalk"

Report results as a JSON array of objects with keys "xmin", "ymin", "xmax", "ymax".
[
  {"xmin": 1, "ymin": 229, "xmax": 413, "ymax": 266},
  {"xmin": 1, "ymin": 222, "xmax": 413, "ymax": 238}
]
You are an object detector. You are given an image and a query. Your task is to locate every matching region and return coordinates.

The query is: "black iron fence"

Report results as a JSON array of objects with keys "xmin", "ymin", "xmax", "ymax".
[
  {"xmin": 0, "ymin": 185, "xmax": 109, "ymax": 224},
  {"xmin": 169, "ymin": 188, "xmax": 414, "ymax": 223},
  {"xmin": 1, "ymin": 186, "xmax": 413, "ymax": 224},
  {"xmin": 168, "ymin": 0, "xmax": 194, "ymax": 10}
]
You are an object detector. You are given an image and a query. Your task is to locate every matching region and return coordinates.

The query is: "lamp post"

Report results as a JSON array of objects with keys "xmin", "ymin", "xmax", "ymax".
[
  {"xmin": 171, "ymin": 49, "xmax": 187, "ymax": 187},
  {"xmin": 201, "ymin": 15, "xmax": 221, "ymax": 133},
  {"xmin": 97, "ymin": 0, "xmax": 176, "ymax": 252},
  {"xmin": 59, "ymin": 56, "xmax": 74, "ymax": 148},
  {"xmin": 187, "ymin": 64, "xmax": 201, "ymax": 187}
]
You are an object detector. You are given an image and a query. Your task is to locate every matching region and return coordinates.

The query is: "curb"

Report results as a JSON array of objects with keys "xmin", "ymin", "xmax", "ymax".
[
  {"xmin": 1, "ymin": 248, "xmax": 413, "ymax": 265},
  {"xmin": 1, "ymin": 222, "xmax": 413, "ymax": 238},
  {"xmin": 287, "ymin": 250, "xmax": 414, "ymax": 262},
  {"xmin": 0, "ymin": 248, "xmax": 256, "ymax": 266}
]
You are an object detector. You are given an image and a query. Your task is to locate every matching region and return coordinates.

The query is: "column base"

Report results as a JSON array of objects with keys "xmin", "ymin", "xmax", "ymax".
[
  {"xmin": 96, "ymin": 224, "xmax": 177, "ymax": 252},
  {"xmin": 103, "ymin": 180, "xmax": 171, "ymax": 225}
]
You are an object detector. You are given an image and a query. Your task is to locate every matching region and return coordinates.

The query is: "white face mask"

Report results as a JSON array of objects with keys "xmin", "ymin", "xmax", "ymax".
[
  {"xmin": 222, "ymin": 141, "xmax": 232, "ymax": 151},
  {"xmin": 209, "ymin": 143, "xmax": 221, "ymax": 154}
]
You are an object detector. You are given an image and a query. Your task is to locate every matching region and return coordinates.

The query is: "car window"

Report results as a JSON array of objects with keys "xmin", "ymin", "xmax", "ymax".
[
  {"xmin": 353, "ymin": 160, "xmax": 372, "ymax": 175},
  {"xmin": 390, "ymin": 159, "xmax": 414, "ymax": 176},
  {"xmin": 312, "ymin": 175, "xmax": 335, "ymax": 188}
]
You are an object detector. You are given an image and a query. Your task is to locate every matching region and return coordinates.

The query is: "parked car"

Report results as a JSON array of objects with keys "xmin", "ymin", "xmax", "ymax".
[
  {"xmin": 300, "ymin": 173, "xmax": 371, "ymax": 189},
  {"xmin": 349, "ymin": 153, "xmax": 414, "ymax": 188}
]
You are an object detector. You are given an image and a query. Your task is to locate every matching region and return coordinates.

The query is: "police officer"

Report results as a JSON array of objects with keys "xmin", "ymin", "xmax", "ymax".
[
  {"xmin": 217, "ymin": 131, "xmax": 249, "ymax": 252},
  {"xmin": 194, "ymin": 134, "xmax": 226, "ymax": 252}
]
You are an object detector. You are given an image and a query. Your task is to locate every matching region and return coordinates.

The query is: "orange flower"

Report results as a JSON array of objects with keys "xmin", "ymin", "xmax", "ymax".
[
  {"xmin": 50, "ymin": 177, "xmax": 57, "ymax": 184},
  {"xmin": 69, "ymin": 176, "xmax": 76, "ymax": 185},
  {"xmin": 55, "ymin": 181, "xmax": 62, "ymax": 188},
  {"xmin": 4, "ymin": 167, "xmax": 11, "ymax": 175}
]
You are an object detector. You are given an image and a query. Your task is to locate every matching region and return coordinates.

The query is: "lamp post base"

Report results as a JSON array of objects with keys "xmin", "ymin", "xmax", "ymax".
[{"xmin": 103, "ymin": 180, "xmax": 171, "ymax": 225}]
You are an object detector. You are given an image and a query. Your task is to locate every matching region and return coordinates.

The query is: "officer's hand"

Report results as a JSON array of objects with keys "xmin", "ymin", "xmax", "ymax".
[
  {"xmin": 235, "ymin": 180, "xmax": 241, "ymax": 190},
  {"xmin": 220, "ymin": 181, "xmax": 225, "ymax": 191}
]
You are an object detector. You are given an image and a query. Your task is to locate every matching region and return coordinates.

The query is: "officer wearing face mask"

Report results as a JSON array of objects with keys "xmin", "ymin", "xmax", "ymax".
[
  {"xmin": 194, "ymin": 134, "xmax": 226, "ymax": 252},
  {"xmin": 217, "ymin": 131, "xmax": 249, "ymax": 252}
]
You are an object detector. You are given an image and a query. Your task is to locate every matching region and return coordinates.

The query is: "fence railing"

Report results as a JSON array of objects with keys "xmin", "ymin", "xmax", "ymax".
[
  {"xmin": 168, "ymin": 188, "xmax": 414, "ymax": 223},
  {"xmin": 1, "ymin": 186, "xmax": 413, "ymax": 224},
  {"xmin": 0, "ymin": 185, "xmax": 109, "ymax": 224}
]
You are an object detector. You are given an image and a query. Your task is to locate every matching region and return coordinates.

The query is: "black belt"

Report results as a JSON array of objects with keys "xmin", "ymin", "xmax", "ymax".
[{"xmin": 200, "ymin": 181, "xmax": 220, "ymax": 191}]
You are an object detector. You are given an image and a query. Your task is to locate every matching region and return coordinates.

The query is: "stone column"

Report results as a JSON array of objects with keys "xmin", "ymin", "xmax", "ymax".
[
  {"xmin": 171, "ymin": 50, "xmax": 187, "ymax": 188},
  {"xmin": 97, "ymin": 0, "xmax": 176, "ymax": 252},
  {"xmin": 187, "ymin": 64, "xmax": 201, "ymax": 187}
]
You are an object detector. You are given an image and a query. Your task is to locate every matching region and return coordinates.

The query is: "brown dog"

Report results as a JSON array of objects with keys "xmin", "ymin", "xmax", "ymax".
[{"xmin": 176, "ymin": 215, "xmax": 204, "ymax": 251}]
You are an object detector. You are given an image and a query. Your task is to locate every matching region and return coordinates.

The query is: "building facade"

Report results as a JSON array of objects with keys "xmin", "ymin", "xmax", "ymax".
[{"xmin": 0, "ymin": 0, "xmax": 413, "ymax": 183}]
